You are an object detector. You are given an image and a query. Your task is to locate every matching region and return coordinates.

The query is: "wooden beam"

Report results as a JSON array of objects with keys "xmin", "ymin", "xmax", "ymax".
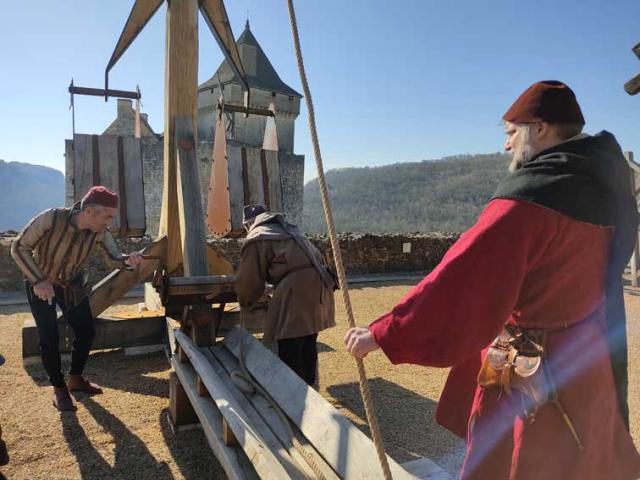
[
  {"xmin": 159, "ymin": 0, "xmax": 199, "ymax": 273},
  {"xmin": 624, "ymin": 73, "xmax": 640, "ymax": 96},
  {"xmin": 211, "ymin": 347, "xmax": 340, "ymax": 480},
  {"xmin": 207, "ymin": 241, "xmax": 236, "ymax": 274},
  {"xmin": 22, "ymin": 314, "xmax": 165, "ymax": 359},
  {"xmin": 222, "ymin": 418, "xmax": 238, "ymax": 446},
  {"xmin": 202, "ymin": 349, "xmax": 320, "ymax": 479},
  {"xmin": 88, "ymin": 236, "xmax": 166, "ymax": 318},
  {"xmin": 175, "ymin": 116, "xmax": 209, "ymax": 277},
  {"xmin": 171, "ymin": 358, "xmax": 259, "ymax": 480},
  {"xmin": 224, "ymin": 327, "xmax": 451, "ymax": 480},
  {"xmin": 173, "ymin": 330, "xmax": 303, "ymax": 479},
  {"xmin": 169, "ymin": 371, "xmax": 199, "ymax": 428}
]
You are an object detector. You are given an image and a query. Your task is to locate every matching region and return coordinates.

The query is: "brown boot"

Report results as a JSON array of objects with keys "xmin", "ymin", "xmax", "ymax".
[
  {"xmin": 52, "ymin": 386, "xmax": 77, "ymax": 412},
  {"xmin": 67, "ymin": 375, "xmax": 103, "ymax": 395}
]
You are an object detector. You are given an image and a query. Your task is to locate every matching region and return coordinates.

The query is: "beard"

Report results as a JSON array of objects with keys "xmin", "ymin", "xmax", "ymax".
[
  {"xmin": 508, "ymin": 143, "xmax": 534, "ymax": 172},
  {"xmin": 508, "ymin": 125, "xmax": 534, "ymax": 172}
]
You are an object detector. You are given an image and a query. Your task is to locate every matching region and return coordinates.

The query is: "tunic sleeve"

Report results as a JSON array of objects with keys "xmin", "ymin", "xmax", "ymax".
[
  {"xmin": 98, "ymin": 229, "xmax": 124, "ymax": 269},
  {"xmin": 235, "ymin": 242, "xmax": 268, "ymax": 308},
  {"xmin": 10, "ymin": 209, "xmax": 54, "ymax": 284},
  {"xmin": 369, "ymin": 199, "xmax": 553, "ymax": 367}
]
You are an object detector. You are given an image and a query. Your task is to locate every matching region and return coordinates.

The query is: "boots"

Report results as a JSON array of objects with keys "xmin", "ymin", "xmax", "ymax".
[
  {"xmin": 67, "ymin": 375, "xmax": 103, "ymax": 395},
  {"xmin": 0, "ymin": 424, "xmax": 8, "ymax": 466},
  {"xmin": 52, "ymin": 386, "xmax": 77, "ymax": 412}
]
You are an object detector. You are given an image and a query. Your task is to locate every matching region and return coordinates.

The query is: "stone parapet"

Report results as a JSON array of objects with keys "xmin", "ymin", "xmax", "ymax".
[{"xmin": 0, "ymin": 232, "xmax": 460, "ymax": 293}]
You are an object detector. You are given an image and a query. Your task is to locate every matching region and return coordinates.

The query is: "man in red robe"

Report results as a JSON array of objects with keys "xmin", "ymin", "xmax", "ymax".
[{"xmin": 344, "ymin": 81, "xmax": 640, "ymax": 479}]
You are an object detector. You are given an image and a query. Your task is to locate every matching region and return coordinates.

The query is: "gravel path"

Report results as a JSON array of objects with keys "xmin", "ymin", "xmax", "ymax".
[{"xmin": 0, "ymin": 282, "xmax": 638, "ymax": 479}]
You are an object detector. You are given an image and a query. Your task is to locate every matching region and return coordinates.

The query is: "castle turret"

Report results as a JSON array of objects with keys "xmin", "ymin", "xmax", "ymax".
[{"xmin": 197, "ymin": 20, "xmax": 302, "ymax": 153}]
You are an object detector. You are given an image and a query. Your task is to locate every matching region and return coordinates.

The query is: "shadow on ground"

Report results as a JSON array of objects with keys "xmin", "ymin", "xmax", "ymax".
[{"xmin": 327, "ymin": 377, "xmax": 465, "ymax": 475}]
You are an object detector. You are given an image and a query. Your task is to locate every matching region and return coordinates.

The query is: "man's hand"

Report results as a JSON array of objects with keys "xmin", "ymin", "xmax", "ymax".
[
  {"xmin": 33, "ymin": 279, "xmax": 55, "ymax": 305},
  {"xmin": 123, "ymin": 251, "xmax": 144, "ymax": 267},
  {"xmin": 344, "ymin": 327, "xmax": 380, "ymax": 359}
]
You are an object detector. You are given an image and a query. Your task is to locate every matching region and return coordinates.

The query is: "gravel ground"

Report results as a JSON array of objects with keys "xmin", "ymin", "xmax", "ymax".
[{"xmin": 0, "ymin": 282, "xmax": 639, "ymax": 479}]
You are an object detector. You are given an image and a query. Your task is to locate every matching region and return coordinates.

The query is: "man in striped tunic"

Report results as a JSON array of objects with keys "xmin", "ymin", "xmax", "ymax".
[{"xmin": 11, "ymin": 186, "xmax": 143, "ymax": 411}]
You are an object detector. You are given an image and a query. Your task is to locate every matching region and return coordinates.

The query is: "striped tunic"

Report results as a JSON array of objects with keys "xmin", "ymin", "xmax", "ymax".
[{"xmin": 10, "ymin": 204, "xmax": 123, "ymax": 285}]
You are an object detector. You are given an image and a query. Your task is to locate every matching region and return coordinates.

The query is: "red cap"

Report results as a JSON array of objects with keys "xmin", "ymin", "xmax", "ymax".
[
  {"xmin": 82, "ymin": 186, "xmax": 118, "ymax": 208},
  {"xmin": 503, "ymin": 80, "xmax": 585, "ymax": 125}
]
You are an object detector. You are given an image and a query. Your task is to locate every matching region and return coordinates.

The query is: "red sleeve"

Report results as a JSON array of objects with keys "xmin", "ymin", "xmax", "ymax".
[{"xmin": 369, "ymin": 199, "xmax": 554, "ymax": 367}]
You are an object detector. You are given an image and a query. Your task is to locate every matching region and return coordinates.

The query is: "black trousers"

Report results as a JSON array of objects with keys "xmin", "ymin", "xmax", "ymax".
[
  {"xmin": 25, "ymin": 282, "xmax": 95, "ymax": 388},
  {"xmin": 277, "ymin": 334, "xmax": 318, "ymax": 386}
]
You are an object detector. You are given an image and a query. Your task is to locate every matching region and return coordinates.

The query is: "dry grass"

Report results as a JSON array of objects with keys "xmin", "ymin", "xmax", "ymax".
[{"xmin": 1, "ymin": 282, "xmax": 639, "ymax": 479}]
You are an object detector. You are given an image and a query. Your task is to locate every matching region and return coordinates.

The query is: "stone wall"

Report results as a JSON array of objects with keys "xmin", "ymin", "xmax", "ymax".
[{"xmin": 0, "ymin": 233, "xmax": 460, "ymax": 293}]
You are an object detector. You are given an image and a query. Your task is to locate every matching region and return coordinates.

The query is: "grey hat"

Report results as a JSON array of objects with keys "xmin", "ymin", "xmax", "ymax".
[{"xmin": 243, "ymin": 204, "xmax": 268, "ymax": 224}]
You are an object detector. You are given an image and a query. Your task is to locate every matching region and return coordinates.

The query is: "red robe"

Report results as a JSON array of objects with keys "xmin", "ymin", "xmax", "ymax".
[{"xmin": 369, "ymin": 199, "xmax": 640, "ymax": 480}]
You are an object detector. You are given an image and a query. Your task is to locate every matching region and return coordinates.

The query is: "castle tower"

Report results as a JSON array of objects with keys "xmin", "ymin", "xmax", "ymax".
[{"xmin": 197, "ymin": 20, "xmax": 302, "ymax": 153}]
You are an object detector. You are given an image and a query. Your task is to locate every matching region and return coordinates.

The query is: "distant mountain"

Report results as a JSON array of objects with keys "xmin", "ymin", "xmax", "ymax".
[
  {"xmin": 0, "ymin": 160, "xmax": 64, "ymax": 231},
  {"xmin": 302, "ymin": 153, "xmax": 511, "ymax": 233}
]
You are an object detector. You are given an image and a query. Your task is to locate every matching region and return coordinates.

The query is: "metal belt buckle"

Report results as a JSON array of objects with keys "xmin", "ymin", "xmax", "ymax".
[
  {"xmin": 514, "ymin": 354, "xmax": 541, "ymax": 377},
  {"xmin": 486, "ymin": 344, "xmax": 509, "ymax": 370}
]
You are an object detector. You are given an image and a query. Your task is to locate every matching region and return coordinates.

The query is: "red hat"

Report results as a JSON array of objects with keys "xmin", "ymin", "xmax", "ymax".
[
  {"xmin": 82, "ymin": 186, "xmax": 118, "ymax": 208},
  {"xmin": 503, "ymin": 80, "xmax": 585, "ymax": 125}
]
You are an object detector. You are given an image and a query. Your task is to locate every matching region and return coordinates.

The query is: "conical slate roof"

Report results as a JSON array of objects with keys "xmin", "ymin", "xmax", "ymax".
[{"xmin": 199, "ymin": 21, "xmax": 301, "ymax": 97}]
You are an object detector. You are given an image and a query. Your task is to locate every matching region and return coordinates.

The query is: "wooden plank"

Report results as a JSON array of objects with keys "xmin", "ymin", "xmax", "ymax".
[
  {"xmin": 98, "ymin": 135, "xmax": 122, "ymax": 232},
  {"xmin": 211, "ymin": 346, "xmax": 340, "ymax": 480},
  {"xmin": 173, "ymin": 330, "xmax": 302, "ymax": 479},
  {"xmin": 22, "ymin": 314, "xmax": 165, "ymax": 359},
  {"xmin": 73, "ymin": 134, "xmax": 94, "ymax": 201},
  {"xmin": 206, "ymin": 242, "xmax": 236, "ymax": 275},
  {"xmin": 263, "ymin": 149, "xmax": 283, "ymax": 213},
  {"xmin": 89, "ymin": 236, "xmax": 166, "ymax": 318},
  {"xmin": 244, "ymin": 148, "xmax": 265, "ymax": 206},
  {"xmin": 625, "ymin": 73, "xmax": 640, "ymax": 96},
  {"xmin": 170, "ymin": 371, "xmax": 199, "ymax": 427},
  {"xmin": 402, "ymin": 458, "xmax": 451, "ymax": 480},
  {"xmin": 227, "ymin": 145, "xmax": 245, "ymax": 233},
  {"xmin": 202, "ymin": 349, "xmax": 312, "ymax": 479},
  {"xmin": 123, "ymin": 136, "xmax": 146, "ymax": 236},
  {"xmin": 175, "ymin": 116, "xmax": 209, "ymax": 277},
  {"xmin": 224, "ymin": 327, "xmax": 451, "ymax": 480},
  {"xmin": 159, "ymin": 0, "xmax": 199, "ymax": 272},
  {"xmin": 171, "ymin": 357, "xmax": 259, "ymax": 480}
]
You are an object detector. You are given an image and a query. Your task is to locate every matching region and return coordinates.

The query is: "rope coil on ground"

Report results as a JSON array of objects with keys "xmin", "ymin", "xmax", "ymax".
[{"xmin": 285, "ymin": 1, "xmax": 394, "ymax": 478}]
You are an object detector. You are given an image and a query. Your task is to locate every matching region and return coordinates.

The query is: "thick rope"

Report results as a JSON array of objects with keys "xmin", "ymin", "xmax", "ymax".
[{"xmin": 285, "ymin": 1, "xmax": 393, "ymax": 479}]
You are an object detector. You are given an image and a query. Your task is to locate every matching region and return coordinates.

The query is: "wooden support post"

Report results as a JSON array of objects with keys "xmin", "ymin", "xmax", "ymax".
[
  {"xmin": 177, "ymin": 344, "xmax": 189, "ymax": 364},
  {"xmin": 159, "ymin": 0, "xmax": 199, "ymax": 273},
  {"xmin": 175, "ymin": 116, "xmax": 209, "ymax": 277},
  {"xmin": 196, "ymin": 374, "xmax": 208, "ymax": 396},
  {"xmin": 222, "ymin": 418, "xmax": 238, "ymax": 446},
  {"xmin": 169, "ymin": 371, "xmax": 199, "ymax": 429}
]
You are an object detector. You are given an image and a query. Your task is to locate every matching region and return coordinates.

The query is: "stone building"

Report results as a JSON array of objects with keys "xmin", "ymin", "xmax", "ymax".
[{"xmin": 65, "ymin": 21, "xmax": 304, "ymax": 236}]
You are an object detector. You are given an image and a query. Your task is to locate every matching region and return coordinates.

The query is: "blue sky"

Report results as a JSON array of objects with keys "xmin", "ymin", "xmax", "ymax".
[{"xmin": 1, "ymin": 1, "xmax": 640, "ymax": 182}]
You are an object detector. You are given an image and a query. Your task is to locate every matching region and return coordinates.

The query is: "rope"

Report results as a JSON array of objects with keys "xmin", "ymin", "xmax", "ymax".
[{"xmin": 285, "ymin": 1, "xmax": 393, "ymax": 479}]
